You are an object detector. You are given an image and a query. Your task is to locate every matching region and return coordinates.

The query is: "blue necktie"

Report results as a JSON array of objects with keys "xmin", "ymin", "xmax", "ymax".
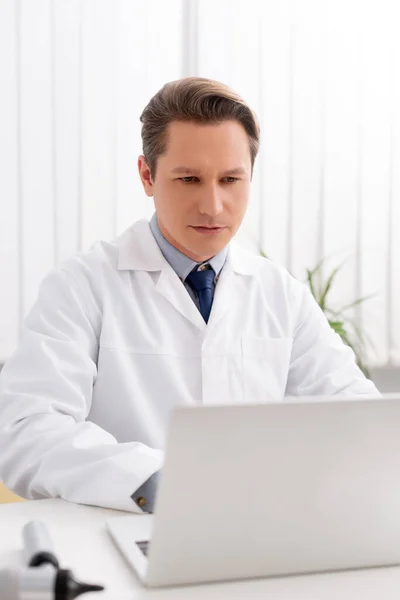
[{"xmin": 186, "ymin": 267, "xmax": 215, "ymax": 323}]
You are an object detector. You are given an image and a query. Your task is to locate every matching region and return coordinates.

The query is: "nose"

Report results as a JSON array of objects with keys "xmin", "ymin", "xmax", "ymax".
[{"xmin": 198, "ymin": 183, "xmax": 224, "ymax": 217}]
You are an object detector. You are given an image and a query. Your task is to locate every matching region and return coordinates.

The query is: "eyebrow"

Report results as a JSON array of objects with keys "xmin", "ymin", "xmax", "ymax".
[{"xmin": 171, "ymin": 166, "xmax": 247, "ymax": 176}]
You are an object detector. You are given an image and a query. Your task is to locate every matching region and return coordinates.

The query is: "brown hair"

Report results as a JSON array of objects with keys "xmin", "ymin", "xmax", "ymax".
[{"xmin": 140, "ymin": 77, "xmax": 260, "ymax": 179}]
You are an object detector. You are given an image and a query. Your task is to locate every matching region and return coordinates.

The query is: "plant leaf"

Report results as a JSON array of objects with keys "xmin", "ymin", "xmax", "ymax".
[
  {"xmin": 328, "ymin": 320, "xmax": 346, "ymax": 336},
  {"xmin": 319, "ymin": 260, "xmax": 346, "ymax": 310},
  {"xmin": 333, "ymin": 293, "xmax": 377, "ymax": 314},
  {"xmin": 307, "ymin": 269, "xmax": 317, "ymax": 300}
]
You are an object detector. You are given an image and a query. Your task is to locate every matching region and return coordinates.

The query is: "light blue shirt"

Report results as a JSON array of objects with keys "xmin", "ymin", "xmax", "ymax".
[
  {"xmin": 149, "ymin": 213, "xmax": 228, "ymax": 310},
  {"xmin": 131, "ymin": 213, "xmax": 229, "ymax": 513}
]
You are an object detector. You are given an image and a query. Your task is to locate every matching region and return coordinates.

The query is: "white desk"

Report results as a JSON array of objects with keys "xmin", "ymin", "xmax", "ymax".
[{"xmin": 1, "ymin": 499, "xmax": 400, "ymax": 600}]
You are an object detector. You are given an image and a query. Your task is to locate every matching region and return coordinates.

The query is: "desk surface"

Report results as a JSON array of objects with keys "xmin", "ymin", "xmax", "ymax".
[{"xmin": 1, "ymin": 499, "xmax": 400, "ymax": 599}]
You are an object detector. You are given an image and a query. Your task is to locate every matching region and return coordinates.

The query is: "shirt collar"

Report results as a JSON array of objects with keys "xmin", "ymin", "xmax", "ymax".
[{"xmin": 149, "ymin": 213, "xmax": 228, "ymax": 281}]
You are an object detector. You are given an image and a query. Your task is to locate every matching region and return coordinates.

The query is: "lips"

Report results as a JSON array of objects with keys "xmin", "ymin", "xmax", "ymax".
[
  {"xmin": 190, "ymin": 226, "xmax": 227, "ymax": 235},
  {"xmin": 191, "ymin": 225, "xmax": 226, "ymax": 230}
]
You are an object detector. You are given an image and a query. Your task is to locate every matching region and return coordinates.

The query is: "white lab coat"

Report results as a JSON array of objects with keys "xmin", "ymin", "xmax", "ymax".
[{"xmin": 0, "ymin": 219, "xmax": 378, "ymax": 511}]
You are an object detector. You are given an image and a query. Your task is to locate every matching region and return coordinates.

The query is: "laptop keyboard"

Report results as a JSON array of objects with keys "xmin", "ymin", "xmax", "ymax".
[{"xmin": 136, "ymin": 540, "xmax": 150, "ymax": 556}]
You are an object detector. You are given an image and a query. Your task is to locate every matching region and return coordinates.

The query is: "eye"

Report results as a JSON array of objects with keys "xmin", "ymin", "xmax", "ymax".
[
  {"xmin": 179, "ymin": 176, "xmax": 198, "ymax": 183},
  {"xmin": 223, "ymin": 177, "xmax": 239, "ymax": 183}
]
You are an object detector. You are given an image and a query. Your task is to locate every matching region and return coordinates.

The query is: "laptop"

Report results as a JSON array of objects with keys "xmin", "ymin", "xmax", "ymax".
[{"xmin": 106, "ymin": 395, "xmax": 400, "ymax": 588}]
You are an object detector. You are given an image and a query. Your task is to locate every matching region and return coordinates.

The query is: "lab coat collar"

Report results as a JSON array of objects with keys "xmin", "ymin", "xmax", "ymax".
[
  {"xmin": 117, "ymin": 220, "xmax": 166, "ymax": 272},
  {"xmin": 117, "ymin": 219, "xmax": 261, "ymax": 276}
]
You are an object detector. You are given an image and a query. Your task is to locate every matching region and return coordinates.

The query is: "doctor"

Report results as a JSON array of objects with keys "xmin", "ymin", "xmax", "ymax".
[{"xmin": 0, "ymin": 77, "xmax": 378, "ymax": 513}]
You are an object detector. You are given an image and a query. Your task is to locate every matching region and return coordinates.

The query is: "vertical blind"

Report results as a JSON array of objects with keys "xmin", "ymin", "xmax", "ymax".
[{"xmin": 0, "ymin": 0, "xmax": 399, "ymax": 366}]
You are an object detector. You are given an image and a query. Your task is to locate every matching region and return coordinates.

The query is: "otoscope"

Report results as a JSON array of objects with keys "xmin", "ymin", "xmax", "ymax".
[{"xmin": 0, "ymin": 520, "xmax": 105, "ymax": 599}]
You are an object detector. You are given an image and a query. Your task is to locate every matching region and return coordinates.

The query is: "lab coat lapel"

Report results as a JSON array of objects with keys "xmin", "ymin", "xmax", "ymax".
[
  {"xmin": 117, "ymin": 220, "xmax": 206, "ymax": 331},
  {"xmin": 155, "ymin": 269, "xmax": 206, "ymax": 331},
  {"xmin": 207, "ymin": 242, "xmax": 259, "ymax": 331},
  {"xmin": 206, "ymin": 262, "xmax": 239, "ymax": 330}
]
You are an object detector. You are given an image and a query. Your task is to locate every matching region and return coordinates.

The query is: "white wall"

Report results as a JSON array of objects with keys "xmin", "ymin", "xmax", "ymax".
[{"xmin": 1, "ymin": 0, "xmax": 400, "ymax": 367}]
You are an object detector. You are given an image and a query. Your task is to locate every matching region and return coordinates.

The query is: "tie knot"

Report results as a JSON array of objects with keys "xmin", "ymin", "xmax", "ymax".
[{"xmin": 186, "ymin": 268, "xmax": 215, "ymax": 293}]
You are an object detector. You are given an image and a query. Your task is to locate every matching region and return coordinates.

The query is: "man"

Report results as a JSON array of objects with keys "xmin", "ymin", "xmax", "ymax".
[{"xmin": 0, "ymin": 77, "xmax": 378, "ymax": 513}]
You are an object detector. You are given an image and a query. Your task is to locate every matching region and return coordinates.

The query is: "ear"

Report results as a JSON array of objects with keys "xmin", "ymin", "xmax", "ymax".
[{"xmin": 138, "ymin": 155, "xmax": 154, "ymax": 197}]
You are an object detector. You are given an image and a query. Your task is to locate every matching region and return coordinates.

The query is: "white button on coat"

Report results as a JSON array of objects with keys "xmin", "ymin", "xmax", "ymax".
[{"xmin": 0, "ymin": 220, "xmax": 379, "ymax": 511}]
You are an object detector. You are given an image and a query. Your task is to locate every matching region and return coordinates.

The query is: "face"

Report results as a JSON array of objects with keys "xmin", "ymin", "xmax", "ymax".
[{"xmin": 138, "ymin": 120, "xmax": 252, "ymax": 262}]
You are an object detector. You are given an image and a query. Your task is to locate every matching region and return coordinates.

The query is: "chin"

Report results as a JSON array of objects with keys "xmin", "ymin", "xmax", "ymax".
[
  {"xmin": 180, "ymin": 230, "xmax": 232, "ymax": 259},
  {"xmin": 192, "ymin": 241, "xmax": 226, "ymax": 258}
]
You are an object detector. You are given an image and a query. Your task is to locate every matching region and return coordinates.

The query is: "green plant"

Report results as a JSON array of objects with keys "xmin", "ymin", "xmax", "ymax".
[
  {"xmin": 260, "ymin": 250, "xmax": 374, "ymax": 377},
  {"xmin": 306, "ymin": 259, "xmax": 374, "ymax": 377}
]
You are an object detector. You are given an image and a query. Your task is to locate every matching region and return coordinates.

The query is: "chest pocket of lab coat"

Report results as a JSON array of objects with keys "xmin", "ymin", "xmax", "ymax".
[{"xmin": 241, "ymin": 335, "xmax": 293, "ymax": 402}]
